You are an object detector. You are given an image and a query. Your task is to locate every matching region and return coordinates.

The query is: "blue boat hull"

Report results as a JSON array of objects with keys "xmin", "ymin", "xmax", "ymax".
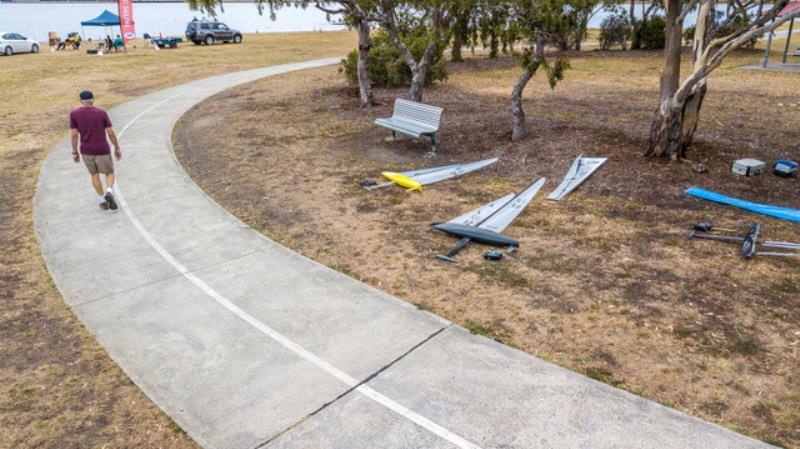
[{"xmin": 686, "ymin": 187, "xmax": 800, "ymax": 222}]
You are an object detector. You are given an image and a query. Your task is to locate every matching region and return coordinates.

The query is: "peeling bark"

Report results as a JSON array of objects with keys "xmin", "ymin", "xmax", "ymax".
[
  {"xmin": 680, "ymin": 82, "xmax": 706, "ymax": 148},
  {"xmin": 646, "ymin": 0, "xmax": 683, "ymax": 158},
  {"xmin": 648, "ymin": 101, "xmax": 685, "ymax": 159}
]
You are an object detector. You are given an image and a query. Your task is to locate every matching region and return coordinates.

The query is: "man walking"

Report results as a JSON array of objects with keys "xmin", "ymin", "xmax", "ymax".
[{"xmin": 70, "ymin": 90, "xmax": 122, "ymax": 210}]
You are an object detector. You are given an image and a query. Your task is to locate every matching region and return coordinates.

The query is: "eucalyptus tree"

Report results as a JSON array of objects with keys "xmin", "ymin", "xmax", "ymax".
[
  {"xmin": 648, "ymin": 0, "xmax": 800, "ymax": 159},
  {"xmin": 449, "ymin": 0, "xmax": 479, "ymax": 61},
  {"xmin": 315, "ymin": 0, "xmax": 381, "ymax": 107},
  {"xmin": 550, "ymin": 0, "xmax": 599, "ymax": 51},
  {"xmin": 628, "ymin": 0, "xmax": 662, "ymax": 49},
  {"xmin": 377, "ymin": 0, "xmax": 450, "ymax": 101},
  {"xmin": 477, "ymin": 2, "xmax": 510, "ymax": 57},
  {"xmin": 185, "ymin": 0, "xmax": 380, "ymax": 107},
  {"xmin": 507, "ymin": 0, "xmax": 571, "ymax": 140}
]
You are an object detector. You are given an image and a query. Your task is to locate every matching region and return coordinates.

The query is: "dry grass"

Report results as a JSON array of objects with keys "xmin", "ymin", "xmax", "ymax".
[
  {"xmin": 0, "ymin": 32, "xmax": 355, "ymax": 449},
  {"xmin": 174, "ymin": 49, "xmax": 800, "ymax": 448}
]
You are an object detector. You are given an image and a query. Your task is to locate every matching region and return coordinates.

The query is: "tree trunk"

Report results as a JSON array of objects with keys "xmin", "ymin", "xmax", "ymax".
[
  {"xmin": 511, "ymin": 35, "xmax": 544, "ymax": 141},
  {"xmin": 451, "ymin": 9, "xmax": 469, "ymax": 62},
  {"xmin": 511, "ymin": 68, "xmax": 534, "ymax": 141},
  {"xmin": 647, "ymin": 0, "xmax": 800, "ymax": 158},
  {"xmin": 678, "ymin": 0, "xmax": 711, "ymax": 149},
  {"xmin": 409, "ymin": 71, "xmax": 425, "ymax": 102},
  {"xmin": 452, "ymin": 33, "xmax": 464, "ymax": 62},
  {"xmin": 647, "ymin": 82, "xmax": 705, "ymax": 160},
  {"xmin": 648, "ymin": 101, "xmax": 685, "ymax": 159},
  {"xmin": 629, "ymin": 0, "xmax": 641, "ymax": 50},
  {"xmin": 558, "ymin": 35, "xmax": 570, "ymax": 51},
  {"xmin": 679, "ymin": 81, "xmax": 706, "ymax": 149},
  {"xmin": 489, "ymin": 39, "xmax": 499, "ymax": 58},
  {"xmin": 646, "ymin": 0, "xmax": 683, "ymax": 158},
  {"xmin": 356, "ymin": 18, "xmax": 375, "ymax": 107},
  {"xmin": 574, "ymin": 13, "xmax": 588, "ymax": 51},
  {"xmin": 408, "ymin": 43, "xmax": 437, "ymax": 102},
  {"xmin": 380, "ymin": 0, "xmax": 442, "ymax": 102},
  {"xmin": 489, "ymin": 30, "xmax": 499, "ymax": 58}
]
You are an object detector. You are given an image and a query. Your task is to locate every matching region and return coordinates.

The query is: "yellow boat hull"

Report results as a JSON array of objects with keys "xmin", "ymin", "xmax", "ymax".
[{"xmin": 382, "ymin": 172, "xmax": 422, "ymax": 191}]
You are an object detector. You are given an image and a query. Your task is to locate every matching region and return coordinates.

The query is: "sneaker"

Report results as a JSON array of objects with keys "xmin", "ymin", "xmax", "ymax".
[
  {"xmin": 99, "ymin": 201, "xmax": 109, "ymax": 210},
  {"xmin": 104, "ymin": 191, "xmax": 118, "ymax": 210}
]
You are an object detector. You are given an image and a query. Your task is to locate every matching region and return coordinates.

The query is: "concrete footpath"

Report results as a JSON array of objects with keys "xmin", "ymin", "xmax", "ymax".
[{"xmin": 34, "ymin": 58, "xmax": 774, "ymax": 449}]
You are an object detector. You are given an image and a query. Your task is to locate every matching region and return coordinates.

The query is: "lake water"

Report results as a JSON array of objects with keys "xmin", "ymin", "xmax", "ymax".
[
  {"xmin": 0, "ymin": 2, "xmax": 764, "ymax": 44},
  {"xmin": 0, "ymin": 3, "xmax": 346, "ymax": 42}
]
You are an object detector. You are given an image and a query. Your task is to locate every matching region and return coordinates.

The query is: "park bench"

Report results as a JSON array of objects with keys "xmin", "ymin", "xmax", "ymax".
[{"xmin": 375, "ymin": 98, "xmax": 443, "ymax": 153}]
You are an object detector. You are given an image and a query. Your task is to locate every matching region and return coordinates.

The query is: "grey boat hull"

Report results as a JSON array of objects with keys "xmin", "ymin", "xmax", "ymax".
[{"xmin": 431, "ymin": 222, "xmax": 519, "ymax": 247}]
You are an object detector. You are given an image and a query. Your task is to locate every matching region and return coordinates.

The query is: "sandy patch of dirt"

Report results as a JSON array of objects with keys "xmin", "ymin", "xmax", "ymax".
[{"xmin": 174, "ymin": 51, "xmax": 800, "ymax": 448}]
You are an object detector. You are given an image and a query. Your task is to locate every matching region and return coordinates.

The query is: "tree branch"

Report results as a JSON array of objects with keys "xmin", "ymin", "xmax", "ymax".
[
  {"xmin": 314, "ymin": 4, "xmax": 348, "ymax": 15},
  {"xmin": 676, "ymin": 7, "xmax": 800, "ymax": 105},
  {"xmin": 677, "ymin": 0, "xmax": 700, "ymax": 24},
  {"xmin": 379, "ymin": 0, "xmax": 419, "ymax": 71}
]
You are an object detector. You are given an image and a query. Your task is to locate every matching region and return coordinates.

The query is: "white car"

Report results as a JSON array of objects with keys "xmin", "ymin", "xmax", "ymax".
[{"xmin": 0, "ymin": 32, "xmax": 40, "ymax": 56}]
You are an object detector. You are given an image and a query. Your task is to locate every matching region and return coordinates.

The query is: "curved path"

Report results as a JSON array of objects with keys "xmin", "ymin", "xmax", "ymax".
[{"xmin": 35, "ymin": 59, "xmax": 773, "ymax": 449}]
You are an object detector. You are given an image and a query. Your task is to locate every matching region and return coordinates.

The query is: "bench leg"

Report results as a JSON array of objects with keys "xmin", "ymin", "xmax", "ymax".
[
  {"xmin": 430, "ymin": 134, "xmax": 437, "ymax": 153},
  {"xmin": 391, "ymin": 130, "xmax": 396, "ymax": 139}
]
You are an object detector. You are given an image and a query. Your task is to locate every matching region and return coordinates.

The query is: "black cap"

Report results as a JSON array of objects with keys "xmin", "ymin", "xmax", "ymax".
[{"xmin": 79, "ymin": 90, "xmax": 94, "ymax": 101}]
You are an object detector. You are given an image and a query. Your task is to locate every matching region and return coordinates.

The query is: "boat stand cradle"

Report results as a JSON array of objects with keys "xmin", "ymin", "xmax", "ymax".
[{"xmin": 689, "ymin": 222, "xmax": 800, "ymax": 258}]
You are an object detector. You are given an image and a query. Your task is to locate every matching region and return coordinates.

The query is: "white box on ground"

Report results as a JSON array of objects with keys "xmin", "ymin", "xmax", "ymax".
[{"xmin": 731, "ymin": 158, "xmax": 766, "ymax": 176}]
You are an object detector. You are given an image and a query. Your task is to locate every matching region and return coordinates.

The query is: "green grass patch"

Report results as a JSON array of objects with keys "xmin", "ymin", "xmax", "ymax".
[
  {"xmin": 168, "ymin": 417, "xmax": 186, "ymax": 435},
  {"xmin": 584, "ymin": 366, "xmax": 623, "ymax": 386},
  {"xmin": 464, "ymin": 320, "xmax": 492, "ymax": 337},
  {"xmin": 387, "ymin": 195, "xmax": 404, "ymax": 205},
  {"xmin": 330, "ymin": 264, "xmax": 358, "ymax": 279},
  {"xmin": 728, "ymin": 335, "xmax": 763, "ymax": 357},
  {"xmin": 672, "ymin": 326, "xmax": 694, "ymax": 339}
]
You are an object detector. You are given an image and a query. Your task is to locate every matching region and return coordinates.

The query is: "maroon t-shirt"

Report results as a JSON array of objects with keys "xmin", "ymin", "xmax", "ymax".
[{"xmin": 69, "ymin": 106, "xmax": 112, "ymax": 155}]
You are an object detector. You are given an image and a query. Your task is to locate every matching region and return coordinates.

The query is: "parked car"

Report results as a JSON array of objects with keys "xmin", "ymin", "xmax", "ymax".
[
  {"xmin": 0, "ymin": 32, "xmax": 39, "ymax": 56},
  {"xmin": 185, "ymin": 20, "xmax": 243, "ymax": 46}
]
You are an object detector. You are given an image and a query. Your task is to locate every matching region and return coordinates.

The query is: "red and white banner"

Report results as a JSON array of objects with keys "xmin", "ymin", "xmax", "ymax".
[{"xmin": 117, "ymin": 0, "xmax": 136, "ymax": 43}]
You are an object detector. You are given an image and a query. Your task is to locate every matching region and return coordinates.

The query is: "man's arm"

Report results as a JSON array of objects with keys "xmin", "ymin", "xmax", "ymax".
[
  {"xmin": 70, "ymin": 129, "xmax": 80, "ymax": 163},
  {"xmin": 106, "ymin": 128, "xmax": 122, "ymax": 161}
]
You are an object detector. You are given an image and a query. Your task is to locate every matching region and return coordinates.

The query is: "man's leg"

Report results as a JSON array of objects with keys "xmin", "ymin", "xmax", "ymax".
[
  {"xmin": 91, "ymin": 174, "xmax": 104, "ymax": 195},
  {"xmin": 99, "ymin": 155, "xmax": 117, "ymax": 210},
  {"xmin": 91, "ymin": 174, "xmax": 109, "ymax": 210},
  {"xmin": 84, "ymin": 155, "xmax": 109, "ymax": 210}
]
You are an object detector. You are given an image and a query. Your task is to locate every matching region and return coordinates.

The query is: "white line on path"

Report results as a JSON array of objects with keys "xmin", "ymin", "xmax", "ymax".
[{"xmin": 112, "ymin": 76, "xmax": 483, "ymax": 449}]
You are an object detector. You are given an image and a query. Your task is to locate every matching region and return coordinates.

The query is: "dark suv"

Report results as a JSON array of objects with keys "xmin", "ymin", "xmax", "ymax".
[{"xmin": 186, "ymin": 19, "xmax": 243, "ymax": 45}]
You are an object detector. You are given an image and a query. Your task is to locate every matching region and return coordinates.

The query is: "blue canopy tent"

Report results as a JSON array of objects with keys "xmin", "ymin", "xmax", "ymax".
[
  {"xmin": 80, "ymin": 10, "xmax": 124, "ymax": 51},
  {"xmin": 81, "ymin": 10, "xmax": 121, "ymax": 27}
]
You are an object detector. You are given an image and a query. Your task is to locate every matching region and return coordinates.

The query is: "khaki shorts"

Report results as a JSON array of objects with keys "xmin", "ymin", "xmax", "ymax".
[{"xmin": 83, "ymin": 154, "xmax": 114, "ymax": 175}]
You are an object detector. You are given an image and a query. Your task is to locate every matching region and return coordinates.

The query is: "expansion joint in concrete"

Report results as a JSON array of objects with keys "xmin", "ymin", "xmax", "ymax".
[{"xmin": 253, "ymin": 324, "xmax": 451, "ymax": 449}]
